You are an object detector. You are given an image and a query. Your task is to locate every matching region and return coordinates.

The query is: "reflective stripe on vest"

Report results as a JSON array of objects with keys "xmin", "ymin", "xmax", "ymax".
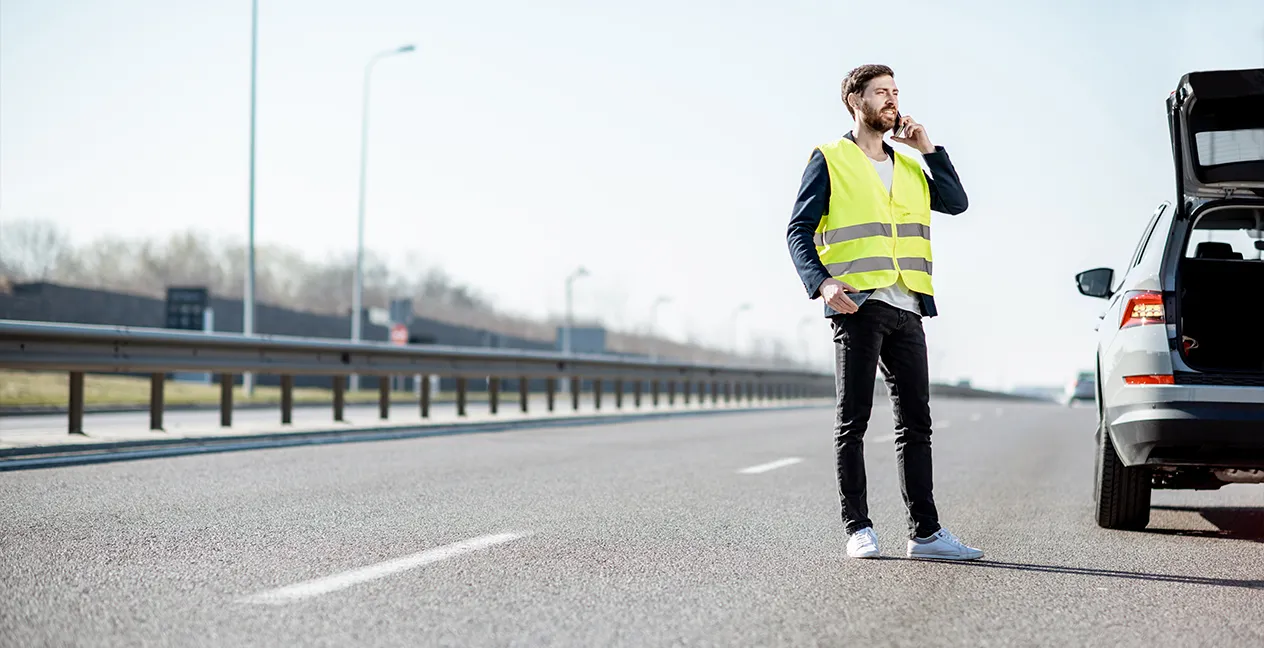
[{"xmin": 813, "ymin": 137, "xmax": 934, "ymax": 295}]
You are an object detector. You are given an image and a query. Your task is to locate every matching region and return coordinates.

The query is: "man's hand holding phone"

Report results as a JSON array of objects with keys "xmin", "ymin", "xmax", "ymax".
[
  {"xmin": 819, "ymin": 278, "xmax": 862, "ymax": 315},
  {"xmin": 891, "ymin": 114, "xmax": 937, "ymax": 155}
]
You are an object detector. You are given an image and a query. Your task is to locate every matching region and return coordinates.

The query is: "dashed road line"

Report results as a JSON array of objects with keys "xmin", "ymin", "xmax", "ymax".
[
  {"xmin": 238, "ymin": 532, "xmax": 526, "ymax": 605},
  {"xmin": 738, "ymin": 457, "xmax": 803, "ymax": 474}
]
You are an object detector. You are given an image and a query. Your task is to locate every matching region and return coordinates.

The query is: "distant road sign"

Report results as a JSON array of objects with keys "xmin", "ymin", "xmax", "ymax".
[{"xmin": 390, "ymin": 324, "xmax": 409, "ymax": 345}]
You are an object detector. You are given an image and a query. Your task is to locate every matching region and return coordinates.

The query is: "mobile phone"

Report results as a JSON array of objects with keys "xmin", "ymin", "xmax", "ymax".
[{"xmin": 892, "ymin": 111, "xmax": 906, "ymax": 138}]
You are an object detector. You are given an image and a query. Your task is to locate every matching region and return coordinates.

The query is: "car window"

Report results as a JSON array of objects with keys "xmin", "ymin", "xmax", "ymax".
[
  {"xmin": 1183, "ymin": 208, "xmax": 1264, "ymax": 260},
  {"xmin": 1185, "ymin": 228, "xmax": 1264, "ymax": 259},
  {"xmin": 1195, "ymin": 128, "xmax": 1264, "ymax": 166}
]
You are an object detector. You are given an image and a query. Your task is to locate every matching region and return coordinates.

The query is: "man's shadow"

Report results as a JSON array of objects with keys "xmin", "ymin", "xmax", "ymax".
[{"xmin": 885, "ymin": 506, "xmax": 1264, "ymax": 591}]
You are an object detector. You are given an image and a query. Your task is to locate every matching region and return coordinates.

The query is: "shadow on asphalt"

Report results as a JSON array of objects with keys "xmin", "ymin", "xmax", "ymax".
[
  {"xmin": 1147, "ymin": 505, "xmax": 1264, "ymax": 543},
  {"xmin": 906, "ymin": 558, "xmax": 1264, "ymax": 590}
]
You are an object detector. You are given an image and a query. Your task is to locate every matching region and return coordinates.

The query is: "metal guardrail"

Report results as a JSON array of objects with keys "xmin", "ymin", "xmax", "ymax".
[{"xmin": 0, "ymin": 319, "xmax": 833, "ymax": 435}]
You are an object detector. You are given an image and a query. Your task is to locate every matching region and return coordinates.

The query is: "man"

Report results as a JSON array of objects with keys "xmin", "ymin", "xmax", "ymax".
[{"xmin": 786, "ymin": 64, "xmax": 983, "ymax": 561}]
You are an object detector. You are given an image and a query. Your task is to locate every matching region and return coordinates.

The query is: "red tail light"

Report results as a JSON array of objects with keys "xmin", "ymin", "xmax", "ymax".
[{"xmin": 1120, "ymin": 291, "xmax": 1165, "ymax": 329}]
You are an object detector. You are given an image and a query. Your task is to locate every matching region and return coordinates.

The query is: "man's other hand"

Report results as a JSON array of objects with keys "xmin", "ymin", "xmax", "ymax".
[{"xmin": 820, "ymin": 278, "xmax": 861, "ymax": 314}]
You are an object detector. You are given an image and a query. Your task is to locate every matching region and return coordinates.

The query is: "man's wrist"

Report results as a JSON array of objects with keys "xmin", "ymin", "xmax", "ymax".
[{"xmin": 918, "ymin": 143, "xmax": 937, "ymax": 155}]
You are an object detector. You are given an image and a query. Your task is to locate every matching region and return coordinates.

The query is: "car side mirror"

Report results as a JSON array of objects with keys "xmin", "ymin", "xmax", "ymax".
[
  {"xmin": 1255, "ymin": 240, "xmax": 1264, "ymax": 251},
  {"xmin": 1076, "ymin": 268, "xmax": 1114, "ymax": 299}
]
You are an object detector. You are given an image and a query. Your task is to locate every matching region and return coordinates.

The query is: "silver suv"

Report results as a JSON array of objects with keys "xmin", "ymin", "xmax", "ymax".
[{"xmin": 1075, "ymin": 67, "xmax": 1264, "ymax": 530}]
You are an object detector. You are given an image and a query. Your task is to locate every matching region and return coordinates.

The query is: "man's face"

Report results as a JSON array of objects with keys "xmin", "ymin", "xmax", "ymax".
[{"xmin": 852, "ymin": 75, "xmax": 899, "ymax": 131}]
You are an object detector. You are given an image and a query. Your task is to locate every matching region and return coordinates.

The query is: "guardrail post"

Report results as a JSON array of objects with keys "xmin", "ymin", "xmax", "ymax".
[
  {"xmin": 546, "ymin": 377, "xmax": 556, "ymax": 412},
  {"xmin": 379, "ymin": 378, "xmax": 390, "ymax": 420},
  {"xmin": 219, "ymin": 373, "xmax": 233, "ymax": 427},
  {"xmin": 634, "ymin": 380, "xmax": 643, "ymax": 408},
  {"xmin": 571, "ymin": 377, "xmax": 581, "ymax": 411},
  {"xmin": 281, "ymin": 375, "xmax": 294, "ymax": 424},
  {"xmin": 333, "ymin": 376, "xmax": 346, "ymax": 422},
  {"xmin": 668, "ymin": 381, "xmax": 676, "ymax": 406},
  {"xmin": 150, "ymin": 373, "xmax": 165, "ymax": 431},
  {"xmin": 68, "ymin": 371, "xmax": 85, "ymax": 435},
  {"xmin": 594, "ymin": 379, "xmax": 603, "ymax": 411},
  {"xmin": 457, "ymin": 377, "xmax": 468, "ymax": 417},
  {"xmin": 651, "ymin": 380, "xmax": 660, "ymax": 407},
  {"xmin": 615, "ymin": 379, "xmax": 624, "ymax": 409},
  {"xmin": 683, "ymin": 380, "xmax": 691, "ymax": 406},
  {"xmin": 519, "ymin": 376, "xmax": 529, "ymax": 413},
  {"xmin": 489, "ymin": 377, "xmax": 500, "ymax": 415},
  {"xmin": 420, "ymin": 375, "xmax": 431, "ymax": 418}
]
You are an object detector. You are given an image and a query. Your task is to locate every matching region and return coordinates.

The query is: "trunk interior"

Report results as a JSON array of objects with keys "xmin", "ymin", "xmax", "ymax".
[{"xmin": 1177, "ymin": 207, "xmax": 1264, "ymax": 373}]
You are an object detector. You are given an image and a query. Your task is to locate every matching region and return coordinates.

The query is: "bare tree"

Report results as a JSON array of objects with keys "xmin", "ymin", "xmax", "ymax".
[{"xmin": 0, "ymin": 218, "xmax": 71, "ymax": 281}]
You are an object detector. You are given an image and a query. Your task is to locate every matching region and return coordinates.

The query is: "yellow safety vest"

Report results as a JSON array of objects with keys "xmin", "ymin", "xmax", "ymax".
[{"xmin": 814, "ymin": 136, "xmax": 934, "ymax": 296}]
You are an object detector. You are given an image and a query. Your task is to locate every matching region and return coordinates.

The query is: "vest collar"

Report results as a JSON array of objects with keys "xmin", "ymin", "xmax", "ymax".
[{"xmin": 842, "ymin": 130, "xmax": 895, "ymax": 161}]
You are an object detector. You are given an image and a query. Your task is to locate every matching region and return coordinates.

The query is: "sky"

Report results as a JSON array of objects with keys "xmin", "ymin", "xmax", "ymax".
[{"xmin": 2, "ymin": 0, "xmax": 1263, "ymax": 389}]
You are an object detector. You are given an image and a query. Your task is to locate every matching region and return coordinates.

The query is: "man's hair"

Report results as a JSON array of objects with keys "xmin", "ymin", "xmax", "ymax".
[{"xmin": 840, "ymin": 64, "xmax": 894, "ymax": 118}]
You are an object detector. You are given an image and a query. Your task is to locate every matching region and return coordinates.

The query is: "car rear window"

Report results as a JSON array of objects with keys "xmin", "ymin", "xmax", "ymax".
[{"xmin": 1195, "ymin": 128, "xmax": 1264, "ymax": 166}]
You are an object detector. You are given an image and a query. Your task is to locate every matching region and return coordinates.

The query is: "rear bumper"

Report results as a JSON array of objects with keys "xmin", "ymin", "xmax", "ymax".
[{"xmin": 1106, "ymin": 401, "xmax": 1264, "ymax": 468}]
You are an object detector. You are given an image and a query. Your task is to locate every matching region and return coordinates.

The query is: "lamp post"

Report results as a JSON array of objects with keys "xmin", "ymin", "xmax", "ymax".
[
  {"xmin": 349, "ymin": 43, "xmax": 415, "ymax": 392},
  {"xmin": 797, "ymin": 316, "xmax": 814, "ymax": 367},
  {"xmin": 242, "ymin": 0, "xmax": 259, "ymax": 396},
  {"xmin": 562, "ymin": 267, "xmax": 589, "ymax": 356},
  {"xmin": 648, "ymin": 295, "xmax": 671, "ymax": 361},
  {"xmin": 731, "ymin": 303, "xmax": 752, "ymax": 356}
]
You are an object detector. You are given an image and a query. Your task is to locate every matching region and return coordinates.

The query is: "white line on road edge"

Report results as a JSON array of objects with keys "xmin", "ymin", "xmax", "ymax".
[
  {"xmin": 970, "ymin": 413, "xmax": 983, "ymax": 422},
  {"xmin": 738, "ymin": 457, "xmax": 803, "ymax": 474},
  {"xmin": 938, "ymin": 421, "xmax": 953, "ymax": 430},
  {"xmin": 238, "ymin": 532, "xmax": 525, "ymax": 605}
]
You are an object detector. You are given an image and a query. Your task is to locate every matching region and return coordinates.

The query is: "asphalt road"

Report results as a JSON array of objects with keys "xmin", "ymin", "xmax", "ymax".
[{"xmin": 2, "ymin": 399, "xmax": 1261, "ymax": 647}]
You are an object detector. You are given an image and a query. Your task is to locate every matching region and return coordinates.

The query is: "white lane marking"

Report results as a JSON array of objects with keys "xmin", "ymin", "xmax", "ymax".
[
  {"xmin": 738, "ymin": 457, "xmax": 803, "ymax": 474},
  {"xmin": 238, "ymin": 532, "xmax": 525, "ymax": 605},
  {"xmin": 870, "ymin": 434, "xmax": 896, "ymax": 443},
  {"xmin": 970, "ymin": 413, "xmax": 983, "ymax": 422},
  {"xmin": 995, "ymin": 408, "xmax": 1005, "ymax": 417},
  {"xmin": 938, "ymin": 421, "xmax": 953, "ymax": 430}
]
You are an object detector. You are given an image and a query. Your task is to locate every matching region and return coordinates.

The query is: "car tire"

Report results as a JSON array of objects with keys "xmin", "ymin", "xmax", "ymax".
[{"xmin": 1094, "ymin": 420, "xmax": 1152, "ymax": 530}]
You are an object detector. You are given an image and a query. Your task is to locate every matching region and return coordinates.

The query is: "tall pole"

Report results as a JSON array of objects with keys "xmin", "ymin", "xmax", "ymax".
[
  {"xmin": 649, "ymin": 296, "xmax": 671, "ymax": 361},
  {"xmin": 349, "ymin": 44, "xmax": 415, "ymax": 392},
  {"xmin": 731, "ymin": 303, "xmax": 752, "ymax": 355},
  {"xmin": 563, "ymin": 266, "xmax": 588, "ymax": 356},
  {"xmin": 242, "ymin": 0, "xmax": 259, "ymax": 396},
  {"xmin": 797, "ymin": 316, "xmax": 813, "ymax": 367}
]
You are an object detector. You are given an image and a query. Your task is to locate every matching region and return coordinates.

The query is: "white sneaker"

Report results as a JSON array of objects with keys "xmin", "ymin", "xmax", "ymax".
[
  {"xmin": 846, "ymin": 527, "xmax": 881, "ymax": 558},
  {"xmin": 906, "ymin": 528, "xmax": 984, "ymax": 561}
]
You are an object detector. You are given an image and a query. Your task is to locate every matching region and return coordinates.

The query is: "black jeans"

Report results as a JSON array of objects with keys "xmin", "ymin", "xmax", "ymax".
[{"xmin": 830, "ymin": 300, "xmax": 941, "ymax": 539}]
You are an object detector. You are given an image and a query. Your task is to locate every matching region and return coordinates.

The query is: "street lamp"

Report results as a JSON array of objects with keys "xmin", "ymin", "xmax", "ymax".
[
  {"xmin": 648, "ymin": 295, "xmax": 672, "ymax": 361},
  {"xmin": 349, "ymin": 43, "xmax": 416, "ymax": 392},
  {"xmin": 797, "ymin": 316, "xmax": 814, "ymax": 367},
  {"xmin": 562, "ymin": 266, "xmax": 589, "ymax": 355},
  {"xmin": 731, "ymin": 303, "xmax": 752, "ymax": 355},
  {"xmin": 243, "ymin": 0, "xmax": 260, "ymax": 396}
]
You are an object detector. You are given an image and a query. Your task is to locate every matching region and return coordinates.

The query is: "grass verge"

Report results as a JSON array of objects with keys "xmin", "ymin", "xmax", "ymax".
[{"xmin": 0, "ymin": 370, "xmax": 503, "ymax": 409}]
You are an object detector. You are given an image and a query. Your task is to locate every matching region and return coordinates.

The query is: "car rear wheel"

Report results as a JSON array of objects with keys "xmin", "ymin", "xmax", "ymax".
[{"xmin": 1094, "ymin": 420, "xmax": 1152, "ymax": 530}]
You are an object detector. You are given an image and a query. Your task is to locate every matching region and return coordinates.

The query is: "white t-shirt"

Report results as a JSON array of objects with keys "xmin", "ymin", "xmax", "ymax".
[{"xmin": 866, "ymin": 155, "xmax": 922, "ymax": 315}]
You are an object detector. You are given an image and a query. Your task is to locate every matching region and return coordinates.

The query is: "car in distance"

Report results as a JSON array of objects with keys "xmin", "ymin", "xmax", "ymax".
[
  {"xmin": 1074, "ymin": 67, "xmax": 1264, "ymax": 530},
  {"xmin": 1062, "ymin": 371, "xmax": 1096, "ymax": 406}
]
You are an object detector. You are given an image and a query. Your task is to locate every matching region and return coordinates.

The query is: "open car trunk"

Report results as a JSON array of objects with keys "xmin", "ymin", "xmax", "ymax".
[
  {"xmin": 1168, "ymin": 69, "xmax": 1264, "ymax": 374},
  {"xmin": 1176, "ymin": 205, "xmax": 1264, "ymax": 374}
]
